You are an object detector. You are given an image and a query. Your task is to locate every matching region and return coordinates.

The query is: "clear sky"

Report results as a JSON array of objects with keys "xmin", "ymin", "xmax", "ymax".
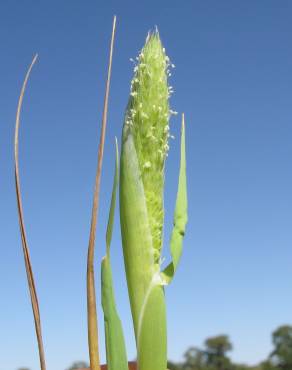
[{"xmin": 0, "ymin": 1, "xmax": 291, "ymax": 370}]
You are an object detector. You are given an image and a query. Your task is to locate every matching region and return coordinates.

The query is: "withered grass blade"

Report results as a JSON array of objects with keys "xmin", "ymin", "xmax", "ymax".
[
  {"xmin": 14, "ymin": 54, "xmax": 47, "ymax": 370},
  {"xmin": 87, "ymin": 16, "xmax": 117, "ymax": 370}
]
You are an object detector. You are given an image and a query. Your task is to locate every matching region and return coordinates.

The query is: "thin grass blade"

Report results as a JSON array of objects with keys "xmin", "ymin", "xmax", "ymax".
[
  {"xmin": 101, "ymin": 139, "xmax": 128, "ymax": 370},
  {"xmin": 14, "ymin": 54, "xmax": 47, "ymax": 370},
  {"xmin": 87, "ymin": 16, "xmax": 117, "ymax": 370}
]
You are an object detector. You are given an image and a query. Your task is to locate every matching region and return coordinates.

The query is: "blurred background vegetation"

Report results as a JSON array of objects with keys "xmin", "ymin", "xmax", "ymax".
[
  {"xmin": 167, "ymin": 325, "xmax": 292, "ymax": 370},
  {"xmin": 17, "ymin": 324, "xmax": 292, "ymax": 370}
]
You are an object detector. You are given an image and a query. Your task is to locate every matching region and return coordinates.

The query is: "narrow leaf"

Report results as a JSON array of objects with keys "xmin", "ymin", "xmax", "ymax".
[
  {"xmin": 161, "ymin": 114, "xmax": 188, "ymax": 284},
  {"xmin": 101, "ymin": 139, "xmax": 128, "ymax": 370},
  {"xmin": 87, "ymin": 16, "xmax": 116, "ymax": 370},
  {"xmin": 105, "ymin": 138, "xmax": 119, "ymax": 253},
  {"xmin": 14, "ymin": 54, "xmax": 47, "ymax": 370}
]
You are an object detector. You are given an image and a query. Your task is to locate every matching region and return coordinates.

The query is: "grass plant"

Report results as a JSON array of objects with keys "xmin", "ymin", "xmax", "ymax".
[{"xmin": 14, "ymin": 18, "xmax": 187, "ymax": 370}]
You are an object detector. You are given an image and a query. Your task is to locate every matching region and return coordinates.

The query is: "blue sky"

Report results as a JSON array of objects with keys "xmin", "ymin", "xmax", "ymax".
[{"xmin": 1, "ymin": 1, "xmax": 291, "ymax": 370}]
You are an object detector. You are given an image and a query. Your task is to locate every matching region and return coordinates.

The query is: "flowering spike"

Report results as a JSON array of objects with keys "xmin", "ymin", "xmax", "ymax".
[
  {"xmin": 125, "ymin": 31, "xmax": 171, "ymax": 261},
  {"xmin": 120, "ymin": 29, "xmax": 186, "ymax": 370}
]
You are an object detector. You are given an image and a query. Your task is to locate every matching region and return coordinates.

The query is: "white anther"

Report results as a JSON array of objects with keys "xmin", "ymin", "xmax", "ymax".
[{"xmin": 143, "ymin": 161, "xmax": 151, "ymax": 169}]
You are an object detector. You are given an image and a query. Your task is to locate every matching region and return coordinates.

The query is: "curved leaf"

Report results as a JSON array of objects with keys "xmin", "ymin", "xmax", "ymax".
[{"xmin": 161, "ymin": 114, "xmax": 188, "ymax": 285}]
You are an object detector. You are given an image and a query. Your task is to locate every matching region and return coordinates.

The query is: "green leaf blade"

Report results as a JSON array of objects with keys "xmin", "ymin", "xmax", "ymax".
[
  {"xmin": 161, "ymin": 115, "xmax": 188, "ymax": 284},
  {"xmin": 101, "ymin": 140, "xmax": 128, "ymax": 370},
  {"xmin": 137, "ymin": 284, "xmax": 167, "ymax": 370},
  {"xmin": 101, "ymin": 258, "xmax": 128, "ymax": 370},
  {"xmin": 120, "ymin": 125, "xmax": 156, "ymax": 335}
]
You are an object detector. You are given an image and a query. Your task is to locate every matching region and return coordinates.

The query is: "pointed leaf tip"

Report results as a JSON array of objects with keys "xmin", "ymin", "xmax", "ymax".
[{"xmin": 161, "ymin": 113, "xmax": 187, "ymax": 284}]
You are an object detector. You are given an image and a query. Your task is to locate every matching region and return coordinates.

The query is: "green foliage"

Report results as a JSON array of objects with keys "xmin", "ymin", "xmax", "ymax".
[
  {"xmin": 101, "ymin": 141, "xmax": 128, "ymax": 370},
  {"xmin": 176, "ymin": 336, "xmax": 233, "ymax": 370},
  {"xmin": 259, "ymin": 361, "xmax": 277, "ymax": 370},
  {"xmin": 168, "ymin": 361, "xmax": 183, "ymax": 370},
  {"xmin": 161, "ymin": 115, "xmax": 187, "ymax": 284},
  {"xmin": 183, "ymin": 347, "xmax": 206, "ymax": 370},
  {"xmin": 66, "ymin": 361, "xmax": 89, "ymax": 370},
  {"xmin": 270, "ymin": 325, "xmax": 292, "ymax": 369},
  {"xmin": 205, "ymin": 335, "xmax": 232, "ymax": 357},
  {"xmin": 204, "ymin": 335, "xmax": 233, "ymax": 370}
]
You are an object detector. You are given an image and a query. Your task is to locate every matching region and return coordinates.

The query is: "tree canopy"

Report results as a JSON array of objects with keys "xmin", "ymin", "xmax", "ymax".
[
  {"xmin": 66, "ymin": 361, "xmax": 89, "ymax": 370},
  {"xmin": 270, "ymin": 325, "xmax": 292, "ymax": 369},
  {"xmin": 168, "ymin": 325, "xmax": 292, "ymax": 370}
]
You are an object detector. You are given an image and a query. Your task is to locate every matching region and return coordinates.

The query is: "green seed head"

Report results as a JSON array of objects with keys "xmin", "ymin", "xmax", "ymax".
[{"xmin": 124, "ymin": 30, "xmax": 175, "ymax": 263}]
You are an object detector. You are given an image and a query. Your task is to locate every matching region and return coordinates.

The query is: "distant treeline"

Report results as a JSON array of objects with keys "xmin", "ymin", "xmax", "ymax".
[
  {"xmin": 18, "ymin": 324, "xmax": 292, "ymax": 370},
  {"xmin": 167, "ymin": 325, "xmax": 292, "ymax": 370}
]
